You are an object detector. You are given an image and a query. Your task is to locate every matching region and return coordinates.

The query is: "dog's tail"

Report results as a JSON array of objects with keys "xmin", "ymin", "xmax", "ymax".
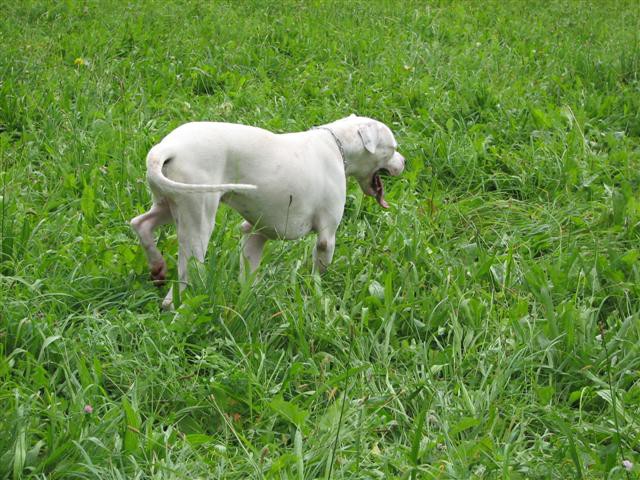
[{"xmin": 146, "ymin": 145, "xmax": 257, "ymax": 194}]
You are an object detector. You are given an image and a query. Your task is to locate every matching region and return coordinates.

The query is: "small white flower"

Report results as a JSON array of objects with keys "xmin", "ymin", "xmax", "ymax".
[{"xmin": 622, "ymin": 460, "xmax": 633, "ymax": 471}]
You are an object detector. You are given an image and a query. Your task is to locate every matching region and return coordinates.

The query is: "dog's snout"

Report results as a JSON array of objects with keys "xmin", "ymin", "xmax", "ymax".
[{"xmin": 389, "ymin": 152, "xmax": 405, "ymax": 176}]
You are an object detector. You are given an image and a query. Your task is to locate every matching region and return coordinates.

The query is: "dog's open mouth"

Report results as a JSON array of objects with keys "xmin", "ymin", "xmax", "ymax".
[{"xmin": 372, "ymin": 169, "xmax": 389, "ymax": 209}]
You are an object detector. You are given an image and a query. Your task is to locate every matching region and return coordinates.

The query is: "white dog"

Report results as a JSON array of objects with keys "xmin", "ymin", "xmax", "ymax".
[{"xmin": 130, "ymin": 115, "xmax": 405, "ymax": 308}]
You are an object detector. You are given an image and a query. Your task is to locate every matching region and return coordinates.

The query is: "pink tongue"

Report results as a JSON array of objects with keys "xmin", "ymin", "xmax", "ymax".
[{"xmin": 373, "ymin": 173, "xmax": 389, "ymax": 209}]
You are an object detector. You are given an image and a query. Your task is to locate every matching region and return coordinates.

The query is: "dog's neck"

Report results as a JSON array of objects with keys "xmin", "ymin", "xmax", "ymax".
[{"xmin": 313, "ymin": 126, "xmax": 347, "ymax": 172}]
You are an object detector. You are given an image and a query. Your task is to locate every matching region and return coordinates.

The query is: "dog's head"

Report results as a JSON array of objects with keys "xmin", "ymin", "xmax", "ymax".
[{"xmin": 331, "ymin": 115, "xmax": 405, "ymax": 208}]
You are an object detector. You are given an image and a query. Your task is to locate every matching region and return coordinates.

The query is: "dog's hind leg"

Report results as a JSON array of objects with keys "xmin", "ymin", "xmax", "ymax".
[
  {"xmin": 239, "ymin": 221, "xmax": 268, "ymax": 282},
  {"xmin": 162, "ymin": 194, "xmax": 220, "ymax": 309},
  {"xmin": 130, "ymin": 200, "xmax": 173, "ymax": 284}
]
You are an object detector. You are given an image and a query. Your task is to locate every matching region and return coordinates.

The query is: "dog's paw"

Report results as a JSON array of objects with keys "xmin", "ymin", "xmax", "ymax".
[
  {"xmin": 161, "ymin": 288, "xmax": 175, "ymax": 310},
  {"xmin": 161, "ymin": 299, "xmax": 174, "ymax": 310},
  {"xmin": 150, "ymin": 260, "xmax": 167, "ymax": 286}
]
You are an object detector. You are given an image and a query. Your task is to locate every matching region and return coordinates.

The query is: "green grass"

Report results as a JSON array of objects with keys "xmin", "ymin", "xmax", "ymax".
[{"xmin": 2, "ymin": 0, "xmax": 640, "ymax": 478}]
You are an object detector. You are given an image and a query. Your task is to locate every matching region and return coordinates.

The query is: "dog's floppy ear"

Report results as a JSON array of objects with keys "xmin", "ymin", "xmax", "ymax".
[{"xmin": 358, "ymin": 122, "xmax": 378, "ymax": 154}]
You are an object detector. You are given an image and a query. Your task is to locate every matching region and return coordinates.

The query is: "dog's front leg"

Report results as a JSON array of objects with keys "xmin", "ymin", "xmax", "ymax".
[
  {"xmin": 239, "ymin": 221, "xmax": 267, "ymax": 282},
  {"xmin": 312, "ymin": 227, "xmax": 337, "ymax": 274}
]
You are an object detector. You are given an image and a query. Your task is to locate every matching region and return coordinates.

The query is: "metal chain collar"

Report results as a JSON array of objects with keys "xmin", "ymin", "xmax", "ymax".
[{"xmin": 313, "ymin": 126, "xmax": 347, "ymax": 171}]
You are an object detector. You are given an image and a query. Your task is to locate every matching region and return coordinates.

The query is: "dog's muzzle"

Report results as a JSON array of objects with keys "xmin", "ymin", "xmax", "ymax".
[{"xmin": 370, "ymin": 152, "xmax": 405, "ymax": 209}]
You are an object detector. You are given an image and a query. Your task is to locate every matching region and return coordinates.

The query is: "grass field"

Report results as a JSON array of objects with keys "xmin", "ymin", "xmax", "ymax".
[{"xmin": 2, "ymin": 0, "xmax": 640, "ymax": 478}]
